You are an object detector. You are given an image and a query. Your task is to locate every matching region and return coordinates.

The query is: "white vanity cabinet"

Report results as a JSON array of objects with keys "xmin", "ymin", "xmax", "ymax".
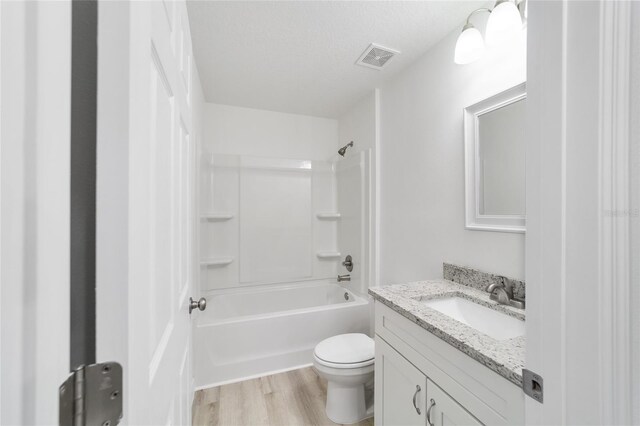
[
  {"xmin": 376, "ymin": 338, "xmax": 428, "ymax": 425},
  {"xmin": 427, "ymin": 379, "xmax": 483, "ymax": 426},
  {"xmin": 374, "ymin": 301, "xmax": 525, "ymax": 426},
  {"xmin": 376, "ymin": 338, "xmax": 482, "ymax": 426}
]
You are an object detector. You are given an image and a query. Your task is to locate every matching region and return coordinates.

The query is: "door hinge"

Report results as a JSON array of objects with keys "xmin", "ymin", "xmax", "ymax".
[
  {"xmin": 522, "ymin": 368, "xmax": 544, "ymax": 403},
  {"xmin": 59, "ymin": 362, "xmax": 123, "ymax": 426}
]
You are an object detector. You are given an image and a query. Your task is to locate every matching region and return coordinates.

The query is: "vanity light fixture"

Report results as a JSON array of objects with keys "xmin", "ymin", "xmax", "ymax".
[
  {"xmin": 454, "ymin": 0, "xmax": 524, "ymax": 65},
  {"xmin": 454, "ymin": 9, "xmax": 489, "ymax": 65},
  {"xmin": 485, "ymin": 0, "xmax": 523, "ymax": 46}
]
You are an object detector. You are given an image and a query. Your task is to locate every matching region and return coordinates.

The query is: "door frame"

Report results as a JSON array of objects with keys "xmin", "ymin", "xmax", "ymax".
[
  {"xmin": 95, "ymin": 0, "xmax": 132, "ymax": 419},
  {"xmin": 525, "ymin": 1, "xmax": 634, "ymax": 424},
  {"xmin": 0, "ymin": 1, "xmax": 72, "ymax": 423}
]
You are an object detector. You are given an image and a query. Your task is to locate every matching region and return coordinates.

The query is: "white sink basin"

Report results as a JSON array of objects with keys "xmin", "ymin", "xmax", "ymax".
[{"xmin": 422, "ymin": 297, "xmax": 525, "ymax": 340}]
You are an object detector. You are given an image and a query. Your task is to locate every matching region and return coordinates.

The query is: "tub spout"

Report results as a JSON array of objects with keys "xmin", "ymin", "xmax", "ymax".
[{"xmin": 337, "ymin": 274, "xmax": 351, "ymax": 282}]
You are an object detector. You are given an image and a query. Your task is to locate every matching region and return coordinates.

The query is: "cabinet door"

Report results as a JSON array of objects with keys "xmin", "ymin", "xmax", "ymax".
[
  {"xmin": 375, "ymin": 337, "xmax": 428, "ymax": 425},
  {"xmin": 426, "ymin": 379, "xmax": 483, "ymax": 426}
]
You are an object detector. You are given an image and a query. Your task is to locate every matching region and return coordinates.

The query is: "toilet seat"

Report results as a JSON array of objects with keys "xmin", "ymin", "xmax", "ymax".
[
  {"xmin": 314, "ymin": 333, "xmax": 374, "ymax": 369},
  {"xmin": 313, "ymin": 355, "xmax": 374, "ymax": 369}
]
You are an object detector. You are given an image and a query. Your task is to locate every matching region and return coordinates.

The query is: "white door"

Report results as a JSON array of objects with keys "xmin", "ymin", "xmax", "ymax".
[
  {"xmin": 0, "ymin": 1, "xmax": 72, "ymax": 423},
  {"xmin": 426, "ymin": 380, "xmax": 482, "ymax": 426},
  {"xmin": 526, "ymin": 1, "xmax": 635, "ymax": 424},
  {"xmin": 128, "ymin": 1, "xmax": 194, "ymax": 424},
  {"xmin": 97, "ymin": 1, "xmax": 196, "ymax": 424},
  {"xmin": 375, "ymin": 337, "xmax": 428, "ymax": 425}
]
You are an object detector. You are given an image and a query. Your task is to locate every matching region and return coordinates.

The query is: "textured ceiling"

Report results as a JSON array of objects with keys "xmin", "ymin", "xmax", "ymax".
[{"xmin": 187, "ymin": 1, "xmax": 485, "ymax": 118}]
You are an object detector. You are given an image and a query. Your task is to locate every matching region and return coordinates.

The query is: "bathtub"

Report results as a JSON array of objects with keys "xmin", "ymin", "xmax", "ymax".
[{"xmin": 194, "ymin": 280, "xmax": 370, "ymax": 388}]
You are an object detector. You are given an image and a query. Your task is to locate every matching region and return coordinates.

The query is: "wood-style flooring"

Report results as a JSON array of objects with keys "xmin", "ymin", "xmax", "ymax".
[{"xmin": 192, "ymin": 367, "xmax": 374, "ymax": 426}]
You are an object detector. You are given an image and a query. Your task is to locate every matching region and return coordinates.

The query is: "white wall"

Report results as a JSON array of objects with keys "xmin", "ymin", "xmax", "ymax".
[
  {"xmin": 379, "ymin": 22, "xmax": 527, "ymax": 284},
  {"xmin": 203, "ymin": 103, "xmax": 338, "ymax": 160},
  {"xmin": 338, "ymin": 91, "xmax": 377, "ymax": 154}
]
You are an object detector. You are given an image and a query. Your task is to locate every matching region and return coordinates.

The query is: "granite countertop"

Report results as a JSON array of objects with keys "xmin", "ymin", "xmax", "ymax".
[{"xmin": 369, "ymin": 279, "xmax": 525, "ymax": 386}]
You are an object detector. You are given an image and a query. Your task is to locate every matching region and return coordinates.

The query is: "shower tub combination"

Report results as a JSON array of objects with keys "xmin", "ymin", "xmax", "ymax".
[
  {"xmin": 196, "ymin": 151, "xmax": 373, "ymax": 388},
  {"xmin": 194, "ymin": 280, "xmax": 369, "ymax": 388}
]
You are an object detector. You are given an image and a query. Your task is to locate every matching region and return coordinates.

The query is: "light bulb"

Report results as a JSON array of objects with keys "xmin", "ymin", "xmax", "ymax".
[
  {"xmin": 454, "ymin": 24, "xmax": 485, "ymax": 65},
  {"xmin": 485, "ymin": 1, "xmax": 522, "ymax": 47}
]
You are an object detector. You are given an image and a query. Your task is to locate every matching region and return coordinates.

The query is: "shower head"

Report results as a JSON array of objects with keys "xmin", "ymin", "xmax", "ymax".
[{"xmin": 338, "ymin": 141, "xmax": 354, "ymax": 157}]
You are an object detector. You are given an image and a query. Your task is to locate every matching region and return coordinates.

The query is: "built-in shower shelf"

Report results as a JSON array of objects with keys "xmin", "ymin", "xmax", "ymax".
[
  {"xmin": 200, "ymin": 213, "xmax": 234, "ymax": 221},
  {"xmin": 200, "ymin": 257, "xmax": 234, "ymax": 267},
  {"xmin": 316, "ymin": 212, "xmax": 341, "ymax": 220},
  {"xmin": 316, "ymin": 251, "xmax": 341, "ymax": 259}
]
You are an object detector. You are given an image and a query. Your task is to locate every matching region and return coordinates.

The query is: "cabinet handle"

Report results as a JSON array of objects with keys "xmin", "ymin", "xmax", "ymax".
[
  {"xmin": 426, "ymin": 398, "xmax": 436, "ymax": 426},
  {"xmin": 412, "ymin": 385, "xmax": 422, "ymax": 415}
]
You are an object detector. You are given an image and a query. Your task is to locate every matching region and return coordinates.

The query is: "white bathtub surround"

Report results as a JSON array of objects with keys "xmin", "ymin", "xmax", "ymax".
[
  {"xmin": 194, "ymin": 281, "xmax": 369, "ymax": 388},
  {"xmin": 336, "ymin": 151, "xmax": 372, "ymax": 297},
  {"xmin": 200, "ymin": 155, "xmax": 338, "ymax": 290},
  {"xmin": 199, "ymin": 153, "xmax": 372, "ymax": 294},
  {"xmin": 313, "ymin": 333, "xmax": 375, "ymax": 424}
]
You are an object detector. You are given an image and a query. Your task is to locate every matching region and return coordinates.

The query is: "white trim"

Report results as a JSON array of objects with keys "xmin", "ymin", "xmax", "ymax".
[
  {"xmin": 373, "ymin": 88, "xmax": 381, "ymax": 287},
  {"xmin": 524, "ymin": 1, "xmax": 567, "ymax": 423},
  {"xmin": 598, "ymin": 1, "xmax": 632, "ymax": 423},
  {"xmin": 464, "ymin": 82, "xmax": 527, "ymax": 233}
]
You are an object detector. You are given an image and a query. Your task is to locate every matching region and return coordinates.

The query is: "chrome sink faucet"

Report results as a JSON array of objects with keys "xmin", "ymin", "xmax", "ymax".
[{"xmin": 485, "ymin": 279, "xmax": 525, "ymax": 309}]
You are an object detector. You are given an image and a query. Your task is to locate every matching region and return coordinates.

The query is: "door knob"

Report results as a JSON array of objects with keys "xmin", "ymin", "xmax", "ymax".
[{"xmin": 189, "ymin": 297, "xmax": 206, "ymax": 314}]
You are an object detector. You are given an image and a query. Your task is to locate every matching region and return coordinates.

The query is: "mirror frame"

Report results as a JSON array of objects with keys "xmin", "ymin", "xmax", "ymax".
[{"xmin": 464, "ymin": 82, "xmax": 526, "ymax": 233}]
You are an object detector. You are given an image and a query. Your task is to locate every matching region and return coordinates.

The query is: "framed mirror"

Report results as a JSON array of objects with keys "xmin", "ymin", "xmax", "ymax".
[{"xmin": 464, "ymin": 82, "xmax": 526, "ymax": 233}]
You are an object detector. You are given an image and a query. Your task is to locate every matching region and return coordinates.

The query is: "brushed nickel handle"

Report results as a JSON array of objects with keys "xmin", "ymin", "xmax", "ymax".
[
  {"xmin": 426, "ymin": 398, "xmax": 436, "ymax": 426},
  {"xmin": 412, "ymin": 385, "xmax": 421, "ymax": 415},
  {"xmin": 342, "ymin": 255, "xmax": 353, "ymax": 272},
  {"xmin": 189, "ymin": 297, "xmax": 206, "ymax": 314},
  {"xmin": 337, "ymin": 274, "xmax": 351, "ymax": 282}
]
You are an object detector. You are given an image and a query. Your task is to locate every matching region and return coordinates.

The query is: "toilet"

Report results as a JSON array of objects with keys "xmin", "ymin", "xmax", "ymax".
[{"xmin": 313, "ymin": 333, "xmax": 375, "ymax": 424}]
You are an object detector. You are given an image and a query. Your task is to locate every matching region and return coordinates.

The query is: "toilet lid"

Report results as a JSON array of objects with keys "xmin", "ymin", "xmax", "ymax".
[{"xmin": 314, "ymin": 333, "xmax": 374, "ymax": 364}]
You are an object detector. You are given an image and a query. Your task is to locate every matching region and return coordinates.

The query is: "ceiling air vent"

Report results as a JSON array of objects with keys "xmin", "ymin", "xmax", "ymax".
[{"xmin": 356, "ymin": 43, "xmax": 400, "ymax": 70}]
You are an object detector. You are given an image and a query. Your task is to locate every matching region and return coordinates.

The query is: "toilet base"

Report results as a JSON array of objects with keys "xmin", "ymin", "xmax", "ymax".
[
  {"xmin": 325, "ymin": 380, "xmax": 373, "ymax": 424},
  {"xmin": 313, "ymin": 362, "xmax": 374, "ymax": 425}
]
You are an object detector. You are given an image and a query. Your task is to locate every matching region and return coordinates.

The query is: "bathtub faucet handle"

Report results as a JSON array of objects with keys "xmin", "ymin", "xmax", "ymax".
[
  {"xmin": 189, "ymin": 297, "xmax": 207, "ymax": 314},
  {"xmin": 342, "ymin": 255, "xmax": 353, "ymax": 272}
]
